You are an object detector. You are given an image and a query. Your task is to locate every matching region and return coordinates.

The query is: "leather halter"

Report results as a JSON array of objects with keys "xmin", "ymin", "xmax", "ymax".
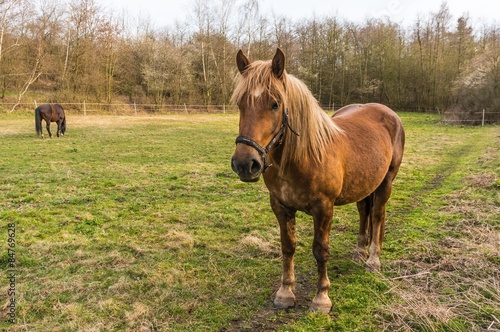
[{"xmin": 235, "ymin": 108, "xmax": 299, "ymax": 172}]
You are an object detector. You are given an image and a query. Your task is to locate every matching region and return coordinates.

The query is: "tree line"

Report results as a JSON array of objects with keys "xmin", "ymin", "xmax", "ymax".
[{"xmin": 1, "ymin": 0, "xmax": 499, "ymax": 121}]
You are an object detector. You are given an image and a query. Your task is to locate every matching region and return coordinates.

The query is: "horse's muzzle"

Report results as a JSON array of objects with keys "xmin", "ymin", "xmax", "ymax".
[{"xmin": 231, "ymin": 154, "xmax": 264, "ymax": 182}]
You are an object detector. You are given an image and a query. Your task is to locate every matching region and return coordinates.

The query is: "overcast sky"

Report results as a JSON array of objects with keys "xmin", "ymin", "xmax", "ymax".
[{"xmin": 98, "ymin": 0, "xmax": 499, "ymax": 29}]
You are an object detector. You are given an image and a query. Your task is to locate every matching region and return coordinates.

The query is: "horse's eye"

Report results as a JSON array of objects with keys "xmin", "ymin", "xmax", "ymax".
[{"xmin": 272, "ymin": 102, "xmax": 280, "ymax": 111}]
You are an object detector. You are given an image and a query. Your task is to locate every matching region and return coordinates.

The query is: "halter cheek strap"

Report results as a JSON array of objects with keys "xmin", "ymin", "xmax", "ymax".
[{"xmin": 235, "ymin": 108, "xmax": 299, "ymax": 172}]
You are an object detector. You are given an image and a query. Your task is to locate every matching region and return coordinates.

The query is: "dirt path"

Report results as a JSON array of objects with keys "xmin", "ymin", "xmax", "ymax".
[{"xmin": 220, "ymin": 269, "xmax": 316, "ymax": 332}]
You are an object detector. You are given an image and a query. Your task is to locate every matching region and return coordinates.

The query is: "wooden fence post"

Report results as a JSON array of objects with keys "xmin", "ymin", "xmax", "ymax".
[{"xmin": 482, "ymin": 109, "xmax": 485, "ymax": 126}]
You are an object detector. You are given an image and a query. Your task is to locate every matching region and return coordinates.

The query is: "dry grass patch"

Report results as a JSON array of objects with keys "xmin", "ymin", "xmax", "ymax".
[
  {"xmin": 382, "ymin": 178, "xmax": 500, "ymax": 331},
  {"xmin": 383, "ymin": 250, "xmax": 499, "ymax": 331},
  {"xmin": 440, "ymin": 186, "xmax": 500, "ymax": 224},
  {"xmin": 161, "ymin": 230, "xmax": 195, "ymax": 251},
  {"xmin": 239, "ymin": 234, "xmax": 280, "ymax": 257},
  {"xmin": 465, "ymin": 173, "xmax": 499, "ymax": 189},
  {"xmin": 125, "ymin": 302, "xmax": 151, "ymax": 325}
]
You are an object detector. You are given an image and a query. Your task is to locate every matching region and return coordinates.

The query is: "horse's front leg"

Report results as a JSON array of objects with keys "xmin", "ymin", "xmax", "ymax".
[
  {"xmin": 270, "ymin": 195, "xmax": 297, "ymax": 309},
  {"xmin": 56, "ymin": 120, "xmax": 61, "ymax": 137},
  {"xmin": 310, "ymin": 200, "xmax": 334, "ymax": 313},
  {"xmin": 46, "ymin": 121, "xmax": 53, "ymax": 138}
]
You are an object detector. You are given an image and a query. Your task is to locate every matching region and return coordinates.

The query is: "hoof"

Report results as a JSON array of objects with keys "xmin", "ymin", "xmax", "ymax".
[
  {"xmin": 274, "ymin": 297, "xmax": 295, "ymax": 309},
  {"xmin": 366, "ymin": 256, "xmax": 381, "ymax": 271},
  {"xmin": 274, "ymin": 287, "xmax": 295, "ymax": 309},
  {"xmin": 310, "ymin": 294, "xmax": 332, "ymax": 313},
  {"xmin": 353, "ymin": 248, "xmax": 368, "ymax": 261}
]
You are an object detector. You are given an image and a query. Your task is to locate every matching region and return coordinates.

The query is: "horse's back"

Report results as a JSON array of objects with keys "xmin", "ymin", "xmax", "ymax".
[
  {"xmin": 39, "ymin": 103, "xmax": 64, "ymax": 118},
  {"xmin": 54, "ymin": 104, "xmax": 65, "ymax": 118},
  {"xmin": 333, "ymin": 103, "xmax": 404, "ymax": 148},
  {"xmin": 36, "ymin": 104, "xmax": 49, "ymax": 113},
  {"xmin": 334, "ymin": 103, "xmax": 400, "ymax": 124}
]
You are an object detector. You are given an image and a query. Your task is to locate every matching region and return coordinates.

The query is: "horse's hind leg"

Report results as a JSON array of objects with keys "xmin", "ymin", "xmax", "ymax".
[
  {"xmin": 366, "ymin": 178, "xmax": 393, "ymax": 271},
  {"xmin": 355, "ymin": 195, "xmax": 373, "ymax": 261}
]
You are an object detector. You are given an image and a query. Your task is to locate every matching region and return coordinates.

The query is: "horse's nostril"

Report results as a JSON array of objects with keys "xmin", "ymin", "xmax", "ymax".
[
  {"xmin": 231, "ymin": 157, "xmax": 238, "ymax": 173},
  {"xmin": 231, "ymin": 155, "xmax": 263, "ymax": 181},
  {"xmin": 250, "ymin": 158, "xmax": 262, "ymax": 175}
]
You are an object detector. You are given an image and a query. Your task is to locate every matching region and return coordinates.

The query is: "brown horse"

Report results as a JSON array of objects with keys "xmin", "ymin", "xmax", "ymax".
[
  {"xmin": 35, "ymin": 104, "xmax": 66, "ymax": 138},
  {"xmin": 231, "ymin": 49, "xmax": 405, "ymax": 313}
]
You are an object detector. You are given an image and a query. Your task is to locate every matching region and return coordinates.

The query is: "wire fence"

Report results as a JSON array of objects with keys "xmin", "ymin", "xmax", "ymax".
[
  {"xmin": 1, "ymin": 101, "xmax": 240, "ymax": 115},
  {"xmin": 441, "ymin": 109, "xmax": 499, "ymax": 126},
  {"xmin": 1, "ymin": 101, "xmax": 337, "ymax": 115},
  {"xmin": 2, "ymin": 101, "xmax": 498, "ymax": 125}
]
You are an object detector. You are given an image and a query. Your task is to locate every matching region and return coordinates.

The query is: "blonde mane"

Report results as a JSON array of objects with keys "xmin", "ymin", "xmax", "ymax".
[{"xmin": 232, "ymin": 59, "xmax": 343, "ymax": 169}]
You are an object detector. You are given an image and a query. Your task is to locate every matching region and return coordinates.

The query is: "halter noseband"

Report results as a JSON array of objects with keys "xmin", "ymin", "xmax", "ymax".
[{"xmin": 235, "ymin": 108, "xmax": 299, "ymax": 173}]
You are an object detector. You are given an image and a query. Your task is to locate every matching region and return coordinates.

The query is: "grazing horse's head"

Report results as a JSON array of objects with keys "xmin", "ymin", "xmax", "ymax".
[{"xmin": 231, "ymin": 48, "xmax": 289, "ymax": 182}]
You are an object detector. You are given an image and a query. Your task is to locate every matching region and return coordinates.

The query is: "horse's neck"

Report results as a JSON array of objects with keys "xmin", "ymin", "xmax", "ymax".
[
  {"xmin": 281, "ymin": 97, "xmax": 340, "ymax": 170},
  {"xmin": 269, "ymin": 140, "xmax": 285, "ymax": 163}
]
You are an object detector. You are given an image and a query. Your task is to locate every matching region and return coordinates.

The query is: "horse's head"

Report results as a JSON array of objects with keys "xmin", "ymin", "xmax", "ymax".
[{"xmin": 231, "ymin": 49, "xmax": 289, "ymax": 182}]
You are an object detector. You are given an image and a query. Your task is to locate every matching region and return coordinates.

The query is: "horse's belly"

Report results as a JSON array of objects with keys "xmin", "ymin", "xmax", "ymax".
[{"xmin": 335, "ymin": 158, "xmax": 391, "ymax": 205}]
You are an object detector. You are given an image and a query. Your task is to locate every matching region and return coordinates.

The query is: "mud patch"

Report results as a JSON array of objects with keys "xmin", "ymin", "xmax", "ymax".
[{"xmin": 220, "ymin": 270, "xmax": 317, "ymax": 332}]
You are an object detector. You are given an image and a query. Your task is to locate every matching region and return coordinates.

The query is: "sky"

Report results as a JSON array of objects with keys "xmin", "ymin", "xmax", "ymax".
[{"xmin": 98, "ymin": 0, "xmax": 499, "ymax": 29}]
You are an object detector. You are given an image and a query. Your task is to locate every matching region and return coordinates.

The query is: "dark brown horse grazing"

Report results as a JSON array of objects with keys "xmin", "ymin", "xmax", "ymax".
[
  {"xmin": 35, "ymin": 104, "xmax": 66, "ymax": 138},
  {"xmin": 231, "ymin": 49, "xmax": 405, "ymax": 313}
]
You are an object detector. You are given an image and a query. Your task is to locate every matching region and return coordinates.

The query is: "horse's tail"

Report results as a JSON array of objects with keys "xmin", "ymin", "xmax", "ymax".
[
  {"xmin": 35, "ymin": 106, "xmax": 42, "ymax": 136},
  {"xmin": 61, "ymin": 114, "xmax": 66, "ymax": 135}
]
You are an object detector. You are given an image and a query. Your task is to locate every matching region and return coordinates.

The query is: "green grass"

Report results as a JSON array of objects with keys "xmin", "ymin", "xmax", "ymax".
[{"xmin": 0, "ymin": 112, "xmax": 498, "ymax": 331}]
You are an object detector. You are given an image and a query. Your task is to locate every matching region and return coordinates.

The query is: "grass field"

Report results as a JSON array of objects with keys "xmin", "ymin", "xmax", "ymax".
[{"xmin": 0, "ymin": 111, "xmax": 498, "ymax": 331}]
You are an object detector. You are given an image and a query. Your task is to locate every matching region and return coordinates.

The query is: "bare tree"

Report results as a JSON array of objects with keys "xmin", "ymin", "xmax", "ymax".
[
  {"xmin": 448, "ymin": 25, "xmax": 500, "ymax": 124},
  {"xmin": 451, "ymin": 15, "xmax": 475, "ymax": 75},
  {"xmin": 213, "ymin": 0, "xmax": 236, "ymax": 106},
  {"xmin": 0, "ymin": 0, "xmax": 20, "ymax": 62},
  {"xmin": 192, "ymin": 0, "xmax": 213, "ymax": 104},
  {"xmin": 239, "ymin": 0, "xmax": 259, "ymax": 57},
  {"xmin": 0, "ymin": 0, "xmax": 24, "ymax": 99},
  {"xmin": 10, "ymin": 0, "xmax": 62, "ymax": 111}
]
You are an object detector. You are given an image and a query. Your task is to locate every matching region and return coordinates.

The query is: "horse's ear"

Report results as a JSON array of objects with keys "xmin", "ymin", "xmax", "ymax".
[
  {"xmin": 272, "ymin": 48, "xmax": 285, "ymax": 78},
  {"xmin": 236, "ymin": 50, "xmax": 251, "ymax": 74}
]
